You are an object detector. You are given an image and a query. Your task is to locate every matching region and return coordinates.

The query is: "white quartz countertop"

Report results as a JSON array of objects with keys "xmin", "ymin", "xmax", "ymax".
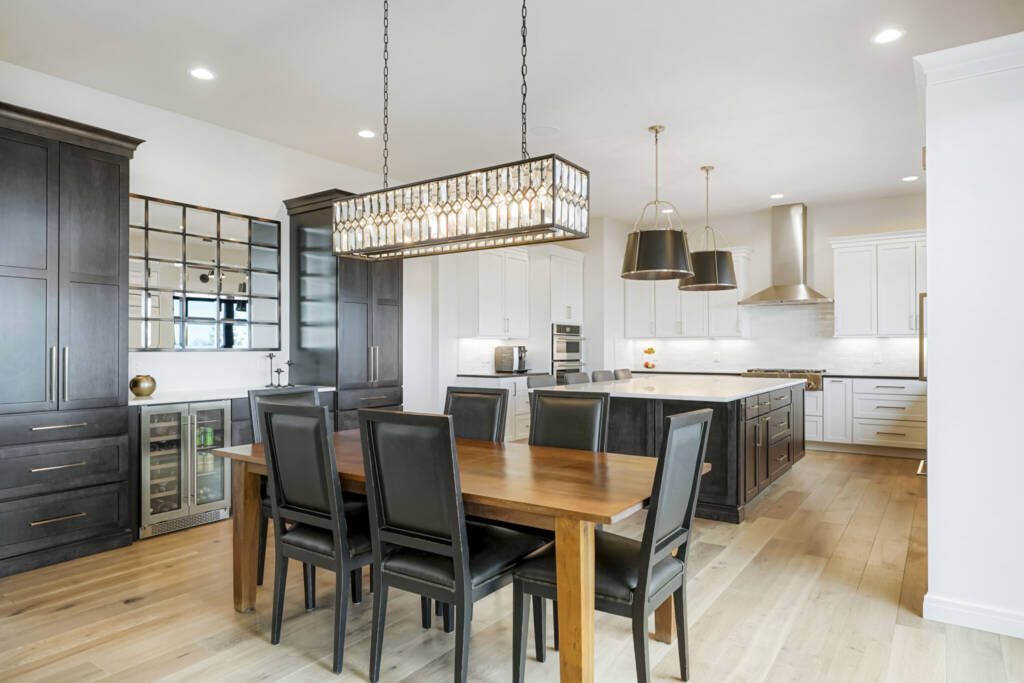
[
  {"xmin": 129, "ymin": 386, "xmax": 336, "ymax": 406},
  {"xmin": 536, "ymin": 374, "xmax": 805, "ymax": 402}
]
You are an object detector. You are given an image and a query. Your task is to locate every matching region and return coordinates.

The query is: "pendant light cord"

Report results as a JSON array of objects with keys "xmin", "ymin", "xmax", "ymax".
[
  {"xmin": 653, "ymin": 129, "xmax": 660, "ymax": 205},
  {"xmin": 382, "ymin": 0, "xmax": 390, "ymax": 188},
  {"xmin": 520, "ymin": 0, "xmax": 529, "ymax": 159}
]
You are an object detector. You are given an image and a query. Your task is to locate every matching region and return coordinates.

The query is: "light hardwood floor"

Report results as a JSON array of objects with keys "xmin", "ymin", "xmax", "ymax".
[{"xmin": 2, "ymin": 450, "xmax": 1022, "ymax": 682}]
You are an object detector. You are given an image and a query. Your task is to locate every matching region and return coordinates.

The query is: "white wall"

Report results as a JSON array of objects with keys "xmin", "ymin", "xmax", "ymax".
[
  {"xmin": 917, "ymin": 32, "xmax": 1024, "ymax": 639},
  {"xmin": 0, "ymin": 60, "xmax": 382, "ymax": 393},
  {"xmin": 569, "ymin": 194, "xmax": 926, "ymax": 376}
]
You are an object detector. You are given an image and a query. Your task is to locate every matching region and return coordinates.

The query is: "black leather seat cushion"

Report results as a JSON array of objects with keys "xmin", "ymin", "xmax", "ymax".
[
  {"xmin": 515, "ymin": 530, "xmax": 683, "ymax": 604},
  {"xmin": 382, "ymin": 522, "xmax": 549, "ymax": 590},
  {"xmin": 280, "ymin": 504, "xmax": 372, "ymax": 557}
]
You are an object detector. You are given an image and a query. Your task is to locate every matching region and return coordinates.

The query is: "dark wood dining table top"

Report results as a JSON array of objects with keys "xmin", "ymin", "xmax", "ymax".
[{"xmin": 214, "ymin": 429, "xmax": 709, "ymax": 525}]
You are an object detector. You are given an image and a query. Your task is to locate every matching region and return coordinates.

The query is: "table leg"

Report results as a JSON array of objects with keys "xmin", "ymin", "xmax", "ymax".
[
  {"xmin": 555, "ymin": 517, "xmax": 595, "ymax": 683},
  {"xmin": 231, "ymin": 461, "xmax": 261, "ymax": 612},
  {"xmin": 653, "ymin": 597, "xmax": 675, "ymax": 643}
]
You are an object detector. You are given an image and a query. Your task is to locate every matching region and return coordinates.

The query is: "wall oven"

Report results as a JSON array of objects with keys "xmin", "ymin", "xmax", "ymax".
[
  {"xmin": 553, "ymin": 361, "xmax": 584, "ymax": 384},
  {"xmin": 551, "ymin": 323, "xmax": 583, "ymax": 362}
]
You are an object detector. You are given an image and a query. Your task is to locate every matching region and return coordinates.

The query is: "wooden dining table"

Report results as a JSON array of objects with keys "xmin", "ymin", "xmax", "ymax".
[{"xmin": 212, "ymin": 429, "xmax": 709, "ymax": 683}]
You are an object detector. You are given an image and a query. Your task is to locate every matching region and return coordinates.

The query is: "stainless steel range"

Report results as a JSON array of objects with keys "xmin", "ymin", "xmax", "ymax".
[{"xmin": 741, "ymin": 368, "xmax": 825, "ymax": 392}]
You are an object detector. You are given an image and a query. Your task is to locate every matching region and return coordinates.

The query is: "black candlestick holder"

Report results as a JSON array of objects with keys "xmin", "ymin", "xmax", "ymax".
[
  {"xmin": 265, "ymin": 352, "xmax": 277, "ymax": 387},
  {"xmin": 284, "ymin": 360, "xmax": 296, "ymax": 387}
]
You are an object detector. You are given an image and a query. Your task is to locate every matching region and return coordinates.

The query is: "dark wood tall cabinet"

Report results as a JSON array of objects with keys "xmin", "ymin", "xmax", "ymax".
[
  {"xmin": 0, "ymin": 102, "xmax": 142, "ymax": 577},
  {"xmin": 284, "ymin": 190, "xmax": 403, "ymax": 431}
]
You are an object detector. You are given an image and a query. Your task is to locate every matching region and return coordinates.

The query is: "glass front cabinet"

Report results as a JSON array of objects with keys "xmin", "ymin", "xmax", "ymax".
[{"xmin": 140, "ymin": 401, "xmax": 231, "ymax": 537}]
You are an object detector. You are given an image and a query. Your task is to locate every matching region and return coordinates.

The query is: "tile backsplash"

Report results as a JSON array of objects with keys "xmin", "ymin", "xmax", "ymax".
[
  {"xmin": 623, "ymin": 304, "xmax": 921, "ymax": 376},
  {"xmin": 457, "ymin": 337, "xmax": 531, "ymax": 374}
]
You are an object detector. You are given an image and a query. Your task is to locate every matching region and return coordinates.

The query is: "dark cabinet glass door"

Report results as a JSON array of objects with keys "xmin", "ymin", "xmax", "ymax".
[{"xmin": 0, "ymin": 129, "xmax": 59, "ymax": 414}]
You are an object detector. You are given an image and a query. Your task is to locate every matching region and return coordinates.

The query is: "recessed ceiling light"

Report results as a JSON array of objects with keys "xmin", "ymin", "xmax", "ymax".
[
  {"xmin": 770, "ymin": 193, "xmax": 785, "ymax": 200},
  {"xmin": 872, "ymin": 28, "xmax": 905, "ymax": 44},
  {"xmin": 357, "ymin": 129, "xmax": 376, "ymax": 139},
  {"xmin": 660, "ymin": 207, "xmax": 674, "ymax": 214},
  {"xmin": 902, "ymin": 175, "xmax": 919, "ymax": 182},
  {"xmin": 189, "ymin": 67, "xmax": 215, "ymax": 80}
]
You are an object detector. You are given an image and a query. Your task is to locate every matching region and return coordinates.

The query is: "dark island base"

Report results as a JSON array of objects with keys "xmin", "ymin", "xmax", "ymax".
[{"xmin": 605, "ymin": 387, "xmax": 805, "ymax": 524}]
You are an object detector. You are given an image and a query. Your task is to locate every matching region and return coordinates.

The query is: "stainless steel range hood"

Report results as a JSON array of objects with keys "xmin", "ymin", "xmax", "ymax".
[{"xmin": 739, "ymin": 203, "xmax": 831, "ymax": 305}]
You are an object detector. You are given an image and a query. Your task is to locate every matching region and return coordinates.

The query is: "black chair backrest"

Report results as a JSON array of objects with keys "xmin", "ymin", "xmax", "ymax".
[
  {"xmin": 248, "ymin": 386, "xmax": 321, "ymax": 443},
  {"xmin": 613, "ymin": 368, "xmax": 633, "ymax": 379},
  {"xmin": 529, "ymin": 390, "xmax": 610, "ymax": 452},
  {"xmin": 444, "ymin": 386, "xmax": 508, "ymax": 442},
  {"xmin": 563, "ymin": 372, "xmax": 590, "ymax": 385},
  {"xmin": 358, "ymin": 410, "xmax": 469, "ymax": 573},
  {"xmin": 259, "ymin": 403, "xmax": 348, "ymax": 541},
  {"xmin": 637, "ymin": 409, "xmax": 713, "ymax": 598},
  {"xmin": 591, "ymin": 370, "xmax": 615, "ymax": 382},
  {"xmin": 527, "ymin": 374, "xmax": 557, "ymax": 389}
]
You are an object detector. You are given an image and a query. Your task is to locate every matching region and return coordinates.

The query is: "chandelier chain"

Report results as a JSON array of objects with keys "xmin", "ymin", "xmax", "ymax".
[
  {"xmin": 521, "ymin": 0, "xmax": 528, "ymax": 159},
  {"xmin": 382, "ymin": 0, "xmax": 390, "ymax": 188}
]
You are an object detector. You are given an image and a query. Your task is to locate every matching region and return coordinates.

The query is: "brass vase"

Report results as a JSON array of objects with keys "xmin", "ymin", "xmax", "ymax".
[{"xmin": 129, "ymin": 374, "xmax": 156, "ymax": 397}]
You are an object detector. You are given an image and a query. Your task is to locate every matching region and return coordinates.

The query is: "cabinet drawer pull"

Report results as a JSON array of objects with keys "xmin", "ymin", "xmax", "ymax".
[
  {"xmin": 876, "ymin": 405, "xmax": 906, "ymax": 410},
  {"xmin": 30, "ymin": 422, "xmax": 89, "ymax": 432},
  {"xmin": 777, "ymin": 420, "xmax": 788, "ymax": 427},
  {"xmin": 30, "ymin": 460, "xmax": 87, "ymax": 473},
  {"xmin": 776, "ymin": 452, "xmax": 788, "ymax": 461},
  {"xmin": 359, "ymin": 395, "xmax": 389, "ymax": 401},
  {"xmin": 875, "ymin": 385, "xmax": 905, "ymax": 389},
  {"xmin": 876, "ymin": 431, "xmax": 906, "ymax": 437},
  {"xmin": 29, "ymin": 511, "xmax": 87, "ymax": 527}
]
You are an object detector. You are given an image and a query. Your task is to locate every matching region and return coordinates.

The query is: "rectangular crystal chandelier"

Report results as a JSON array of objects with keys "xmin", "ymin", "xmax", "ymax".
[{"xmin": 333, "ymin": 154, "xmax": 589, "ymax": 259}]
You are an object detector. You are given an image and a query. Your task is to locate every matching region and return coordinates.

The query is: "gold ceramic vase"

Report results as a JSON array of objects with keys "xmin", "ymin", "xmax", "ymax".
[{"xmin": 129, "ymin": 374, "xmax": 156, "ymax": 397}]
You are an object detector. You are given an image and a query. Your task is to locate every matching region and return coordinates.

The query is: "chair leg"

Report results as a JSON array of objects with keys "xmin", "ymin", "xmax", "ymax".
[
  {"xmin": 674, "ymin": 584, "xmax": 689, "ymax": 681},
  {"xmin": 532, "ymin": 596, "xmax": 546, "ymax": 662},
  {"xmin": 552, "ymin": 599, "xmax": 559, "ymax": 650},
  {"xmin": 332, "ymin": 568, "xmax": 351, "ymax": 674},
  {"xmin": 435, "ymin": 600, "xmax": 443, "ymax": 617},
  {"xmin": 369, "ymin": 568, "xmax": 375, "ymax": 593},
  {"xmin": 256, "ymin": 515, "xmax": 269, "ymax": 586},
  {"xmin": 369, "ymin": 573, "xmax": 388, "ymax": 683},
  {"xmin": 455, "ymin": 600, "xmax": 472, "ymax": 683},
  {"xmin": 350, "ymin": 567, "xmax": 363, "ymax": 604},
  {"xmin": 632, "ymin": 609, "xmax": 651, "ymax": 683},
  {"xmin": 270, "ymin": 554, "xmax": 288, "ymax": 645},
  {"xmin": 420, "ymin": 596, "xmax": 432, "ymax": 629},
  {"xmin": 513, "ymin": 582, "xmax": 530, "ymax": 683},
  {"xmin": 442, "ymin": 603, "xmax": 453, "ymax": 633},
  {"xmin": 303, "ymin": 564, "xmax": 316, "ymax": 610}
]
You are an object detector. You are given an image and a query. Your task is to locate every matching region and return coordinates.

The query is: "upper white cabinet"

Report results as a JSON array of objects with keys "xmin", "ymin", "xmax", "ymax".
[
  {"xmin": 457, "ymin": 248, "xmax": 530, "ymax": 338},
  {"xmin": 623, "ymin": 247, "xmax": 749, "ymax": 339},
  {"xmin": 832, "ymin": 231, "xmax": 925, "ymax": 337},
  {"xmin": 550, "ymin": 252, "xmax": 584, "ymax": 324}
]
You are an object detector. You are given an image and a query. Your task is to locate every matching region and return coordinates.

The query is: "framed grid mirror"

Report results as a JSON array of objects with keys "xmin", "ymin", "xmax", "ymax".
[{"xmin": 128, "ymin": 194, "xmax": 281, "ymax": 351}]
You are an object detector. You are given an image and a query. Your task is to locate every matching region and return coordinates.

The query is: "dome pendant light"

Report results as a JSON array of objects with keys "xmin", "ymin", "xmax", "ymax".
[
  {"xmin": 620, "ymin": 125, "xmax": 693, "ymax": 280},
  {"xmin": 679, "ymin": 165, "xmax": 737, "ymax": 291}
]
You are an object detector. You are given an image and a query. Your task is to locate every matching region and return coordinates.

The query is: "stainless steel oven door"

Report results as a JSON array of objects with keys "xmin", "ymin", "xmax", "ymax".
[
  {"xmin": 552, "ymin": 361, "xmax": 583, "ymax": 384},
  {"xmin": 551, "ymin": 335, "xmax": 583, "ymax": 361}
]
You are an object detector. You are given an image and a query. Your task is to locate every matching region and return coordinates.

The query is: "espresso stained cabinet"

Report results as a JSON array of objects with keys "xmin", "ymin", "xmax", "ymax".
[
  {"xmin": 0, "ymin": 102, "xmax": 142, "ymax": 577},
  {"xmin": 285, "ymin": 191, "xmax": 403, "ymax": 430}
]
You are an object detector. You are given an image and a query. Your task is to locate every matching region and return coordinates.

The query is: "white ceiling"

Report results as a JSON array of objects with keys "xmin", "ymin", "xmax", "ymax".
[{"xmin": 2, "ymin": 0, "xmax": 1021, "ymax": 223}]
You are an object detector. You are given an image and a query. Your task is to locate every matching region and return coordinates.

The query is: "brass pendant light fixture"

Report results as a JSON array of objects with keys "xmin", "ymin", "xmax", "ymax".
[
  {"xmin": 621, "ymin": 125, "xmax": 693, "ymax": 280},
  {"xmin": 678, "ymin": 165, "xmax": 737, "ymax": 291},
  {"xmin": 332, "ymin": 0, "xmax": 589, "ymax": 260}
]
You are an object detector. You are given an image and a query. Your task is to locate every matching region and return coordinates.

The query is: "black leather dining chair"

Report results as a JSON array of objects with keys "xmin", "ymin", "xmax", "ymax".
[
  {"xmin": 358, "ymin": 409, "xmax": 549, "ymax": 683},
  {"xmin": 512, "ymin": 408, "xmax": 713, "ymax": 683},
  {"xmin": 444, "ymin": 386, "xmax": 508, "ymax": 442},
  {"xmin": 591, "ymin": 370, "xmax": 615, "ymax": 382},
  {"xmin": 258, "ymin": 403, "xmax": 375, "ymax": 675},
  {"xmin": 563, "ymin": 371, "xmax": 591, "ymax": 385},
  {"xmin": 527, "ymin": 374, "xmax": 557, "ymax": 389},
  {"xmin": 614, "ymin": 368, "xmax": 633, "ymax": 379}
]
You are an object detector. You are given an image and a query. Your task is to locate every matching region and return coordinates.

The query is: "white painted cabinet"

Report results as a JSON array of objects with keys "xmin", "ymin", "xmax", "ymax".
[
  {"xmin": 654, "ymin": 281, "xmax": 681, "ymax": 337},
  {"xmin": 624, "ymin": 280, "xmax": 656, "ymax": 338},
  {"xmin": 550, "ymin": 253, "xmax": 584, "ymax": 324},
  {"xmin": 681, "ymin": 287, "xmax": 709, "ymax": 337},
  {"xmin": 822, "ymin": 378, "xmax": 853, "ymax": 443},
  {"xmin": 832, "ymin": 231, "xmax": 925, "ymax": 337},
  {"xmin": 833, "ymin": 245, "xmax": 877, "ymax": 336},
  {"xmin": 457, "ymin": 248, "xmax": 530, "ymax": 338}
]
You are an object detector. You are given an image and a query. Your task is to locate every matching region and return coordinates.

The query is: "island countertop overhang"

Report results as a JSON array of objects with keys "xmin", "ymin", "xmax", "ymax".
[{"xmin": 535, "ymin": 374, "xmax": 806, "ymax": 402}]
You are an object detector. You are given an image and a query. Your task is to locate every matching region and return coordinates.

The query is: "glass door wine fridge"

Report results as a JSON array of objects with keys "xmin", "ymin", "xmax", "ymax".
[{"xmin": 140, "ymin": 401, "xmax": 232, "ymax": 537}]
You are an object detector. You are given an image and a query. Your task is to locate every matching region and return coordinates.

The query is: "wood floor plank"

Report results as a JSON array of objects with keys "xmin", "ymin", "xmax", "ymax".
[
  {"xmin": 885, "ymin": 623, "xmax": 947, "ymax": 682},
  {"xmin": 946, "ymin": 625, "xmax": 1008, "ymax": 683}
]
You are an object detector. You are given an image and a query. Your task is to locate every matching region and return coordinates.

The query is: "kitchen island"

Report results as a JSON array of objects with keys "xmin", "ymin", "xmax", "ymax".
[{"xmin": 541, "ymin": 374, "xmax": 807, "ymax": 522}]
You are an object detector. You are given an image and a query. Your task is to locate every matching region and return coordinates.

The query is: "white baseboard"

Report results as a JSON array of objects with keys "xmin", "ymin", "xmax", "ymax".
[
  {"xmin": 807, "ymin": 441, "xmax": 925, "ymax": 459},
  {"xmin": 924, "ymin": 593, "xmax": 1024, "ymax": 639}
]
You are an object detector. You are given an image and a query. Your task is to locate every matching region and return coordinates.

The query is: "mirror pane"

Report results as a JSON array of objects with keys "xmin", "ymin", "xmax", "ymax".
[
  {"xmin": 129, "ymin": 289, "xmax": 144, "ymax": 317},
  {"xmin": 186, "ymin": 266, "xmax": 217, "ymax": 293},
  {"xmin": 129, "ymin": 319, "xmax": 145, "ymax": 349},
  {"xmin": 251, "ymin": 220, "xmax": 279, "ymax": 246},
  {"xmin": 250, "ymin": 272, "xmax": 277, "ymax": 297},
  {"xmin": 184, "ymin": 295, "xmax": 217, "ymax": 319},
  {"xmin": 251, "ymin": 324, "xmax": 279, "ymax": 349},
  {"xmin": 251, "ymin": 298, "xmax": 277, "ymax": 323},
  {"xmin": 184, "ymin": 322, "xmax": 216, "ymax": 349},
  {"xmin": 185, "ymin": 207, "xmax": 217, "ymax": 236},
  {"xmin": 221, "ymin": 214, "xmax": 248, "ymax": 242},
  {"xmin": 219, "ymin": 323, "xmax": 249, "ymax": 349},
  {"xmin": 150, "ymin": 231, "xmax": 183, "ymax": 261},
  {"xmin": 147, "ymin": 321, "xmax": 179, "ymax": 350},
  {"xmin": 220, "ymin": 241, "xmax": 248, "ymax": 269},
  {"xmin": 129, "ymin": 259, "xmax": 146, "ymax": 287},
  {"xmin": 130, "ymin": 196, "xmax": 146, "ymax": 226},
  {"xmin": 149, "ymin": 201, "xmax": 183, "ymax": 231},
  {"xmin": 185, "ymin": 236, "xmax": 217, "ymax": 265},
  {"xmin": 129, "ymin": 228, "xmax": 146, "ymax": 257},
  {"xmin": 219, "ymin": 297, "xmax": 248, "ymax": 321},
  {"xmin": 220, "ymin": 269, "xmax": 249, "ymax": 296},
  {"xmin": 148, "ymin": 261, "xmax": 183, "ymax": 290},
  {"xmin": 251, "ymin": 246, "xmax": 277, "ymax": 271},
  {"xmin": 147, "ymin": 291, "xmax": 176, "ymax": 319}
]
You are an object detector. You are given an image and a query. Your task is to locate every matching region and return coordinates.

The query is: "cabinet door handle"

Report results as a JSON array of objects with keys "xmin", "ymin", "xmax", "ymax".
[
  {"xmin": 30, "ymin": 460, "xmax": 87, "ymax": 473},
  {"xmin": 875, "ymin": 385, "xmax": 905, "ymax": 390},
  {"xmin": 359, "ymin": 395, "xmax": 388, "ymax": 401},
  {"xmin": 778, "ymin": 420, "xmax": 788, "ymax": 427},
  {"xmin": 30, "ymin": 511, "xmax": 87, "ymax": 527},
  {"xmin": 829, "ymin": 379, "xmax": 844, "ymax": 384},
  {"xmin": 754, "ymin": 423, "xmax": 762, "ymax": 447},
  {"xmin": 49, "ymin": 346, "xmax": 57, "ymax": 402},
  {"xmin": 368, "ymin": 347, "xmax": 374, "ymax": 383},
  {"xmin": 62, "ymin": 346, "xmax": 70, "ymax": 402},
  {"xmin": 776, "ymin": 452, "xmax": 789, "ymax": 462},
  {"xmin": 876, "ymin": 431, "xmax": 906, "ymax": 437},
  {"xmin": 876, "ymin": 405, "xmax": 906, "ymax": 410},
  {"xmin": 192, "ymin": 415, "xmax": 199, "ymax": 507},
  {"xmin": 30, "ymin": 422, "xmax": 88, "ymax": 432}
]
